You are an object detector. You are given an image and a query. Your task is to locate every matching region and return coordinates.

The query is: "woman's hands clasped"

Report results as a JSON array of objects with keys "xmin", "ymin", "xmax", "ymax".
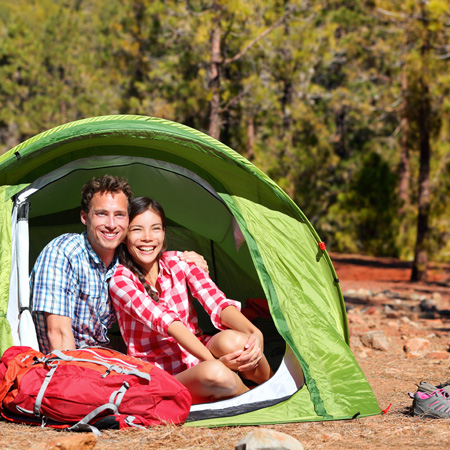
[{"xmin": 217, "ymin": 332, "xmax": 263, "ymax": 372}]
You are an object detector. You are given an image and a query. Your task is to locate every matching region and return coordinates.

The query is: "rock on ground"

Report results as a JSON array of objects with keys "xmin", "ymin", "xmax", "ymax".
[
  {"xmin": 235, "ymin": 428, "xmax": 304, "ymax": 450},
  {"xmin": 29, "ymin": 434, "xmax": 98, "ymax": 450},
  {"xmin": 403, "ymin": 338, "xmax": 431, "ymax": 355},
  {"xmin": 360, "ymin": 330, "xmax": 391, "ymax": 351}
]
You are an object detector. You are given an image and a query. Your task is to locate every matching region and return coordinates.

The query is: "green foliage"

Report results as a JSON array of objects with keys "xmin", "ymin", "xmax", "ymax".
[
  {"xmin": 0, "ymin": 0, "xmax": 122, "ymax": 146},
  {"xmin": 1, "ymin": 0, "xmax": 450, "ymax": 263},
  {"xmin": 326, "ymin": 151, "xmax": 399, "ymax": 256}
]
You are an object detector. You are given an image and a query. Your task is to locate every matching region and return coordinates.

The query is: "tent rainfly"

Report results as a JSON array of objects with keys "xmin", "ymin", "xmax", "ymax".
[{"xmin": 0, "ymin": 115, "xmax": 381, "ymax": 426}]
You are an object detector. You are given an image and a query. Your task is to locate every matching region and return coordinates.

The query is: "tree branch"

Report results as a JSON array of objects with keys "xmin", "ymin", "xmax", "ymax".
[
  {"xmin": 220, "ymin": 85, "xmax": 252, "ymax": 113},
  {"xmin": 223, "ymin": 8, "xmax": 291, "ymax": 65},
  {"xmin": 376, "ymin": 8, "xmax": 407, "ymax": 20}
]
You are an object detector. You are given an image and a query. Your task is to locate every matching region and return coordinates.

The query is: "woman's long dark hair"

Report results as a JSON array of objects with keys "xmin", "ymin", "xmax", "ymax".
[{"xmin": 118, "ymin": 197, "xmax": 167, "ymax": 302}]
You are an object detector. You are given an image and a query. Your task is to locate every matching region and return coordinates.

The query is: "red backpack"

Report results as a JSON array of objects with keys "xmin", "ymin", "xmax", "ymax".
[{"xmin": 0, "ymin": 346, "xmax": 191, "ymax": 433}]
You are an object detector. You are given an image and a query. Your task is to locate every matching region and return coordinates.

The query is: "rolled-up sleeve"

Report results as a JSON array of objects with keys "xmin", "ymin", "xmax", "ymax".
[
  {"xmin": 184, "ymin": 264, "xmax": 241, "ymax": 330},
  {"xmin": 31, "ymin": 245, "xmax": 76, "ymax": 318}
]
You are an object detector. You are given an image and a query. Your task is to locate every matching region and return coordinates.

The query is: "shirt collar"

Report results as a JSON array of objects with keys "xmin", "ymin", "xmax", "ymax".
[
  {"xmin": 82, "ymin": 231, "xmax": 118, "ymax": 270},
  {"xmin": 158, "ymin": 255, "xmax": 171, "ymax": 277}
]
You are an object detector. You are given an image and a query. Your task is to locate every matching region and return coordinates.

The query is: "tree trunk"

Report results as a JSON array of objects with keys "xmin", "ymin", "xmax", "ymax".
[
  {"xmin": 278, "ymin": 6, "xmax": 295, "ymax": 198},
  {"xmin": 208, "ymin": 3, "xmax": 222, "ymax": 140},
  {"xmin": 398, "ymin": 62, "xmax": 410, "ymax": 216},
  {"xmin": 281, "ymin": 78, "xmax": 295, "ymax": 198},
  {"xmin": 411, "ymin": 5, "xmax": 431, "ymax": 282},
  {"xmin": 246, "ymin": 117, "xmax": 255, "ymax": 161},
  {"xmin": 122, "ymin": 0, "xmax": 145, "ymax": 113},
  {"xmin": 207, "ymin": 3, "xmax": 288, "ymax": 141},
  {"xmin": 411, "ymin": 76, "xmax": 431, "ymax": 282},
  {"xmin": 5, "ymin": 122, "xmax": 20, "ymax": 151}
]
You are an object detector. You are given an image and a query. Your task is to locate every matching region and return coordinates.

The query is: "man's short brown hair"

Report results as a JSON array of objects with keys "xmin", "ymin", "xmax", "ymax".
[{"xmin": 81, "ymin": 175, "xmax": 134, "ymax": 213}]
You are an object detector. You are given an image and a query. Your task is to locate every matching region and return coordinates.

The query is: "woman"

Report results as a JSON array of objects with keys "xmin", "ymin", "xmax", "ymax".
[{"xmin": 109, "ymin": 197, "xmax": 273, "ymax": 404}]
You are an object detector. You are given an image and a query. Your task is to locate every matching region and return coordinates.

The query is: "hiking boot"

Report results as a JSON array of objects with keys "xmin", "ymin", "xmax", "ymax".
[
  {"xmin": 437, "ymin": 380, "xmax": 450, "ymax": 394},
  {"xmin": 416, "ymin": 381, "xmax": 437, "ymax": 396},
  {"xmin": 411, "ymin": 388, "xmax": 450, "ymax": 419},
  {"xmin": 417, "ymin": 380, "xmax": 450, "ymax": 396}
]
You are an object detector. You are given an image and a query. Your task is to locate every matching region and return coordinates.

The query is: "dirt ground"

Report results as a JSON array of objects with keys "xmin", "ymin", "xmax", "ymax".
[{"xmin": 1, "ymin": 252, "xmax": 450, "ymax": 449}]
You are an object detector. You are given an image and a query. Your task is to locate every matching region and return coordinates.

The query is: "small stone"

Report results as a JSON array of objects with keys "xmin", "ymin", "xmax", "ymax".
[
  {"xmin": 364, "ymin": 306, "xmax": 378, "ymax": 315},
  {"xmin": 420, "ymin": 299, "xmax": 436, "ymax": 312},
  {"xmin": 372, "ymin": 293, "xmax": 388, "ymax": 302},
  {"xmin": 424, "ymin": 319, "xmax": 443, "ymax": 326},
  {"xmin": 344, "ymin": 289, "xmax": 357, "ymax": 298},
  {"xmin": 425, "ymin": 352, "xmax": 449, "ymax": 360},
  {"xmin": 410, "ymin": 313, "xmax": 420, "ymax": 321},
  {"xmin": 320, "ymin": 432, "xmax": 342, "ymax": 441},
  {"xmin": 360, "ymin": 330, "xmax": 390, "ymax": 351},
  {"xmin": 356, "ymin": 288, "xmax": 372, "ymax": 300},
  {"xmin": 403, "ymin": 338, "xmax": 431, "ymax": 354},
  {"xmin": 406, "ymin": 351, "xmax": 422, "ymax": 359},
  {"xmin": 345, "ymin": 289, "xmax": 357, "ymax": 296},
  {"xmin": 29, "ymin": 434, "xmax": 98, "ymax": 450},
  {"xmin": 350, "ymin": 335, "xmax": 363, "ymax": 350},
  {"xmin": 347, "ymin": 313, "xmax": 366, "ymax": 324},
  {"xmin": 235, "ymin": 429, "xmax": 304, "ymax": 450},
  {"xmin": 432, "ymin": 292, "xmax": 443, "ymax": 309},
  {"xmin": 355, "ymin": 348, "xmax": 371, "ymax": 358}
]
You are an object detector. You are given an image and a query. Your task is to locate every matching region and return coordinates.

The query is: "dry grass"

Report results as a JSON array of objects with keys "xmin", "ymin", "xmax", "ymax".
[
  {"xmin": 1, "ymin": 324, "xmax": 448, "ymax": 449},
  {"xmin": 1, "ymin": 254, "xmax": 450, "ymax": 449}
]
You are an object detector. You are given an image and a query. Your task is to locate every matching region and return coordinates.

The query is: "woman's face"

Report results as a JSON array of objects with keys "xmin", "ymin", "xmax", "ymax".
[{"xmin": 126, "ymin": 208, "xmax": 165, "ymax": 273}]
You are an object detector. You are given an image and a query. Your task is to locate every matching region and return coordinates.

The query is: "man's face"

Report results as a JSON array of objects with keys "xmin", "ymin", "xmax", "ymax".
[{"xmin": 80, "ymin": 191, "xmax": 129, "ymax": 265}]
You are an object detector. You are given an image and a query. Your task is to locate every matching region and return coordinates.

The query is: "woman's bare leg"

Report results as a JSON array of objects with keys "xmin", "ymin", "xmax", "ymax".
[
  {"xmin": 207, "ymin": 330, "xmax": 273, "ymax": 385},
  {"xmin": 175, "ymin": 360, "xmax": 249, "ymax": 404}
]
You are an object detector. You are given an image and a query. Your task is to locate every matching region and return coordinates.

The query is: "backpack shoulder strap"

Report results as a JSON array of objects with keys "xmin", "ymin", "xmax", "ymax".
[{"xmin": 50, "ymin": 350, "xmax": 151, "ymax": 381}]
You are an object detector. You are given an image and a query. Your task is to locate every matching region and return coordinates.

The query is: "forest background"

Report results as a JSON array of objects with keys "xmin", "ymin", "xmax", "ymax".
[{"xmin": 0, "ymin": 0, "xmax": 449, "ymax": 281}]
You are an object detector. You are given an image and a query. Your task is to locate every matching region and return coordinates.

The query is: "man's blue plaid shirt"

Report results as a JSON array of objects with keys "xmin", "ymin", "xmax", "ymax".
[{"xmin": 31, "ymin": 232, "xmax": 117, "ymax": 353}]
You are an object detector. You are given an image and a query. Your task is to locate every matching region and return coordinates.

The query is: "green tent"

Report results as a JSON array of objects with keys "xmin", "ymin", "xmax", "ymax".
[{"xmin": 0, "ymin": 115, "xmax": 380, "ymax": 426}]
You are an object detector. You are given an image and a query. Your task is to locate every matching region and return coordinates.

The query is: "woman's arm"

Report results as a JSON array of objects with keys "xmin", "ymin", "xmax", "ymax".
[
  {"xmin": 183, "ymin": 263, "xmax": 241, "ymax": 329},
  {"xmin": 167, "ymin": 320, "xmax": 216, "ymax": 362},
  {"xmin": 220, "ymin": 305, "xmax": 263, "ymax": 339},
  {"xmin": 181, "ymin": 262, "xmax": 263, "ymax": 370}
]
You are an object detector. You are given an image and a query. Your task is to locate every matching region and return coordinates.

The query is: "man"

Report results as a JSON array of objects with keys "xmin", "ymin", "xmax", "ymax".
[{"xmin": 31, "ymin": 175, "xmax": 206, "ymax": 353}]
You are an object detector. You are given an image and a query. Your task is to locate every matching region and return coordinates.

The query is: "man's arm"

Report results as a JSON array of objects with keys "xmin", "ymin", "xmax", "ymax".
[
  {"xmin": 45, "ymin": 313, "xmax": 76, "ymax": 352},
  {"xmin": 31, "ymin": 239, "xmax": 78, "ymax": 353},
  {"xmin": 179, "ymin": 251, "xmax": 209, "ymax": 273}
]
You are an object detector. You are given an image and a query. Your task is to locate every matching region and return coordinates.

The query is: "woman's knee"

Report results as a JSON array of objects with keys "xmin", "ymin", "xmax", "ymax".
[
  {"xmin": 199, "ymin": 360, "xmax": 235, "ymax": 387},
  {"xmin": 207, "ymin": 330, "xmax": 248, "ymax": 356},
  {"xmin": 181, "ymin": 360, "xmax": 248, "ymax": 401}
]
